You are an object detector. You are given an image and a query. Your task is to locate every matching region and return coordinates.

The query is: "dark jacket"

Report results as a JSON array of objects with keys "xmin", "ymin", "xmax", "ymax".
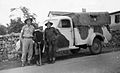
[
  {"xmin": 44, "ymin": 27, "xmax": 59, "ymax": 42},
  {"xmin": 33, "ymin": 30, "xmax": 43, "ymax": 43}
]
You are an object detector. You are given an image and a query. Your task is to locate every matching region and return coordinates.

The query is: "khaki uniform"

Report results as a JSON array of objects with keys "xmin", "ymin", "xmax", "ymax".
[{"xmin": 20, "ymin": 24, "xmax": 35, "ymax": 62}]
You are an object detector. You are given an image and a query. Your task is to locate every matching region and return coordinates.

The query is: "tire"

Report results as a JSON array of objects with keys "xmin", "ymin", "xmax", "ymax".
[
  {"xmin": 70, "ymin": 48, "xmax": 81, "ymax": 54},
  {"xmin": 89, "ymin": 38, "xmax": 102, "ymax": 54}
]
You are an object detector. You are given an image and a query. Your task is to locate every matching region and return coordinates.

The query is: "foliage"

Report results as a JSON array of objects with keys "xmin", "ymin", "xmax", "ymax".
[
  {"xmin": 10, "ymin": 6, "xmax": 37, "ymax": 20},
  {"xmin": 0, "ymin": 25, "xmax": 7, "ymax": 35},
  {"xmin": 8, "ymin": 6, "xmax": 38, "ymax": 33},
  {"xmin": 8, "ymin": 18, "xmax": 24, "ymax": 34}
]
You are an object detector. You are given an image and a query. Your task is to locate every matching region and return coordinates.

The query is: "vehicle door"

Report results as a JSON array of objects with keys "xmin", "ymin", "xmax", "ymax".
[{"xmin": 57, "ymin": 19, "xmax": 74, "ymax": 47}]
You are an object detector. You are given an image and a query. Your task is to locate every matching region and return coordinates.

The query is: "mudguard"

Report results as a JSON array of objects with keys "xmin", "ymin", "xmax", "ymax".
[{"xmin": 88, "ymin": 33, "xmax": 104, "ymax": 46}]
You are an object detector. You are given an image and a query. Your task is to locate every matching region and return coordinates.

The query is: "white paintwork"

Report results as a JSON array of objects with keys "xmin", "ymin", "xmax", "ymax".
[
  {"xmin": 74, "ymin": 27, "xmax": 95, "ymax": 45},
  {"xmin": 58, "ymin": 28, "xmax": 74, "ymax": 47},
  {"xmin": 57, "ymin": 17, "xmax": 74, "ymax": 47},
  {"xmin": 102, "ymin": 26, "xmax": 112, "ymax": 43},
  {"xmin": 88, "ymin": 33, "xmax": 96, "ymax": 45},
  {"xmin": 44, "ymin": 16, "xmax": 111, "ymax": 50},
  {"xmin": 57, "ymin": 46, "xmax": 79, "ymax": 52},
  {"xmin": 110, "ymin": 15, "xmax": 115, "ymax": 24}
]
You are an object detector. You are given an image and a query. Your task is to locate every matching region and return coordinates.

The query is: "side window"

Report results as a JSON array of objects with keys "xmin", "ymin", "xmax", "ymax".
[
  {"xmin": 61, "ymin": 19, "xmax": 71, "ymax": 28},
  {"xmin": 115, "ymin": 15, "xmax": 120, "ymax": 23}
]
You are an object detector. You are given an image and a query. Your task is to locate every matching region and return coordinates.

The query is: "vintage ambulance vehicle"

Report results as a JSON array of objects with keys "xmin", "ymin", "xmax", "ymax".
[{"xmin": 44, "ymin": 11, "xmax": 112, "ymax": 54}]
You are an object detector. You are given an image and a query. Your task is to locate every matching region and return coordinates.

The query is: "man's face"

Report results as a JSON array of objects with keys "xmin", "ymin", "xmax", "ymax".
[
  {"xmin": 26, "ymin": 19, "xmax": 32, "ymax": 25},
  {"xmin": 40, "ymin": 28, "xmax": 43, "ymax": 31},
  {"xmin": 47, "ymin": 23, "xmax": 51, "ymax": 28}
]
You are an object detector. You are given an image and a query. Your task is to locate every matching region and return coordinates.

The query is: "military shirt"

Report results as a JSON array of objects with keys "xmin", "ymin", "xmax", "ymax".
[
  {"xmin": 44, "ymin": 27, "xmax": 59, "ymax": 41},
  {"xmin": 21, "ymin": 24, "xmax": 35, "ymax": 38}
]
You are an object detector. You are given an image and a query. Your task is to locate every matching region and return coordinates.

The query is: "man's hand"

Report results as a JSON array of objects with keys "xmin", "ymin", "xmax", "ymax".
[{"xmin": 19, "ymin": 37, "xmax": 23, "ymax": 41}]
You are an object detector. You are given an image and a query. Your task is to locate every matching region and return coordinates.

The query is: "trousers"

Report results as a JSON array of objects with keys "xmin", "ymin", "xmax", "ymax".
[
  {"xmin": 46, "ymin": 40, "xmax": 56, "ymax": 60},
  {"xmin": 21, "ymin": 38, "xmax": 33, "ymax": 62}
]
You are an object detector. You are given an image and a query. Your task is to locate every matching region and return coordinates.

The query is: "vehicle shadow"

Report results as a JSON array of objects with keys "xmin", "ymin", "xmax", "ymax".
[{"xmin": 56, "ymin": 47, "xmax": 120, "ymax": 62}]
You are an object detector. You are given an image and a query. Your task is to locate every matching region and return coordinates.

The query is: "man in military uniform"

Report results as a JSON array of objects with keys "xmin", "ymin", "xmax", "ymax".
[
  {"xmin": 20, "ymin": 18, "xmax": 35, "ymax": 67},
  {"xmin": 33, "ymin": 27, "xmax": 43, "ymax": 66},
  {"xmin": 44, "ymin": 21, "xmax": 59, "ymax": 64}
]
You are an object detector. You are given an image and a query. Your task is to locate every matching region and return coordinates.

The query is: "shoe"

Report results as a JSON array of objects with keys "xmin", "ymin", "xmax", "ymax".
[
  {"xmin": 48, "ymin": 58, "xmax": 55, "ymax": 64},
  {"xmin": 47, "ymin": 59, "xmax": 52, "ymax": 64},
  {"xmin": 27, "ymin": 60, "xmax": 31, "ymax": 65},
  {"xmin": 47, "ymin": 60, "xmax": 51, "ymax": 64},
  {"xmin": 51, "ymin": 57, "xmax": 55, "ymax": 64},
  {"xmin": 22, "ymin": 61, "xmax": 25, "ymax": 67},
  {"xmin": 36, "ymin": 61, "xmax": 40, "ymax": 66},
  {"xmin": 53, "ymin": 57, "xmax": 55, "ymax": 61},
  {"xmin": 22, "ymin": 64, "xmax": 25, "ymax": 67}
]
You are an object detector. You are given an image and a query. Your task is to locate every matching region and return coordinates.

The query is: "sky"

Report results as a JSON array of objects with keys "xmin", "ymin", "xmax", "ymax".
[{"xmin": 0, "ymin": 0, "xmax": 120, "ymax": 26}]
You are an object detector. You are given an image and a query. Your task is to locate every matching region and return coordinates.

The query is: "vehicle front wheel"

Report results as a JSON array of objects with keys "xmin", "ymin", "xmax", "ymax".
[{"xmin": 89, "ymin": 38, "xmax": 102, "ymax": 54}]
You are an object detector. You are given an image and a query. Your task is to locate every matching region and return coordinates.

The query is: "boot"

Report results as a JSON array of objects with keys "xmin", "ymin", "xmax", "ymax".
[
  {"xmin": 35, "ymin": 55, "xmax": 40, "ymax": 66},
  {"xmin": 22, "ymin": 61, "xmax": 25, "ymax": 67},
  {"xmin": 47, "ymin": 58, "xmax": 51, "ymax": 64},
  {"xmin": 51, "ymin": 57, "xmax": 55, "ymax": 64},
  {"xmin": 36, "ymin": 61, "xmax": 40, "ymax": 66},
  {"xmin": 27, "ymin": 60, "xmax": 31, "ymax": 65}
]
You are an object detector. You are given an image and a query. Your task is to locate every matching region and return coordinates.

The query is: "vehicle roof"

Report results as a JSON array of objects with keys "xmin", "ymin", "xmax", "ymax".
[
  {"xmin": 46, "ymin": 16, "xmax": 71, "ymax": 20},
  {"xmin": 48, "ymin": 11, "xmax": 110, "ymax": 26}
]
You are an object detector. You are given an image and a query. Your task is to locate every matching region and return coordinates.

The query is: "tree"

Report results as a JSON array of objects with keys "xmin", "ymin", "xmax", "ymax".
[
  {"xmin": 17, "ymin": 6, "xmax": 38, "ymax": 28},
  {"xmin": 10, "ymin": 6, "xmax": 37, "ymax": 21},
  {"xmin": 8, "ymin": 6, "xmax": 38, "ymax": 33},
  {"xmin": 0, "ymin": 25, "xmax": 7, "ymax": 35},
  {"xmin": 8, "ymin": 17, "xmax": 24, "ymax": 34}
]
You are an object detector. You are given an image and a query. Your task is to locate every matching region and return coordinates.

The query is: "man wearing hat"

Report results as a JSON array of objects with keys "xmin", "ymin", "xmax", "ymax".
[
  {"xmin": 44, "ymin": 21, "xmax": 59, "ymax": 64},
  {"xmin": 20, "ymin": 18, "xmax": 35, "ymax": 67}
]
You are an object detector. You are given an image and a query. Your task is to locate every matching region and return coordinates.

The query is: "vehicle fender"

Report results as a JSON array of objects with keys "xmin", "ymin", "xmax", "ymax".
[{"xmin": 88, "ymin": 33, "xmax": 104, "ymax": 46}]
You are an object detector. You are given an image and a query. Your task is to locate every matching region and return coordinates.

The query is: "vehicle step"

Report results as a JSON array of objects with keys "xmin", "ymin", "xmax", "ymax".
[{"xmin": 57, "ymin": 46, "xmax": 79, "ymax": 52}]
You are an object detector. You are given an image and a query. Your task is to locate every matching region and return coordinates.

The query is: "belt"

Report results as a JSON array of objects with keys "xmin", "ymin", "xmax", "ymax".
[
  {"xmin": 23, "ymin": 37, "xmax": 33, "ymax": 39},
  {"xmin": 35, "ymin": 42, "xmax": 41, "ymax": 44}
]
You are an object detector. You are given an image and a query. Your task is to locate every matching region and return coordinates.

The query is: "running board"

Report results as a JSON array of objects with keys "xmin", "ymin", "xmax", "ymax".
[{"xmin": 57, "ymin": 46, "xmax": 79, "ymax": 52}]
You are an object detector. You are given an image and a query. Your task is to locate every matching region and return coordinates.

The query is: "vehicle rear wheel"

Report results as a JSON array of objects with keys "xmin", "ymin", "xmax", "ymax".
[
  {"xmin": 89, "ymin": 38, "xmax": 102, "ymax": 54},
  {"xmin": 70, "ymin": 48, "xmax": 81, "ymax": 54}
]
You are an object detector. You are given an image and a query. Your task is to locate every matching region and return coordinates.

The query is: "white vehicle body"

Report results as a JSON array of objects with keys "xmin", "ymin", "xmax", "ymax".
[{"xmin": 44, "ymin": 12, "xmax": 112, "ymax": 54}]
